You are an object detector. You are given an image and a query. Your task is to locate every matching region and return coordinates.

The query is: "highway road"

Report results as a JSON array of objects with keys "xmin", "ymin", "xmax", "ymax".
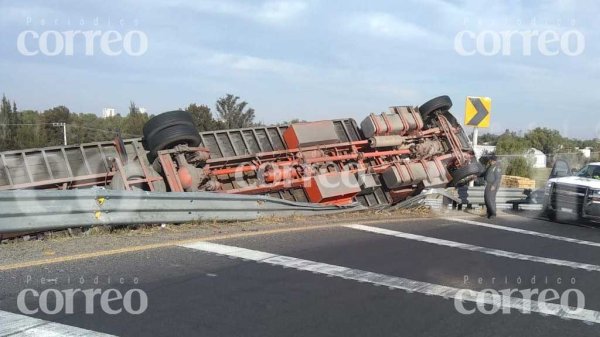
[{"xmin": 2, "ymin": 212, "xmax": 600, "ymax": 336}]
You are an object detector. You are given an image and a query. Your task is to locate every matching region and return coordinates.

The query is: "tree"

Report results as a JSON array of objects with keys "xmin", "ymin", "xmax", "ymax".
[
  {"xmin": 493, "ymin": 130, "xmax": 535, "ymax": 177},
  {"xmin": 504, "ymin": 157, "xmax": 533, "ymax": 178},
  {"xmin": 43, "ymin": 106, "xmax": 71, "ymax": 146},
  {"xmin": 524, "ymin": 127, "xmax": 563, "ymax": 154},
  {"xmin": 43, "ymin": 105, "xmax": 70, "ymax": 123},
  {"xmin": 478, "ymin": 133, "xmax": 499, "ymax": 145},
  {"xmin": 0, "ymin": 95, "xmax": 12, "ymax": 150},
  {"xmin": 16, "ymin": 110, "xmax": 46, "ymax": 148},
  {"xmin": 186, "ymin": 103, "xmax": 222, "ymax": 131},
  {"xmin": 276, "ymin": 118, "xmax": 306, "ymax": 126},
  {"xmin": 123, "ymin": 101, "xmax": 148, "ymax": 136},
  {"xmin": 495, "ymin": 130, "xmax": 530, "ymax": 155},
  {"xmin": 0, "ymin": 95, "xmax": 24, "ymax": 150},
  {"xmin": 215, "ymin": 94, "xmax": 256, "ymax": 129}
]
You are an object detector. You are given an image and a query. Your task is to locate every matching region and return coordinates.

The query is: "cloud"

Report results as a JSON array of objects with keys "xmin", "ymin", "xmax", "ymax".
[
  {"xmin": 256, "ymin": 1, "xmax": 308, "ymax": 23},
  {"xmin": 347, "ymin": 13, "xmax": 430, "ymax": 39},
  {"xmin": 2, "ymin": 0, "xmax": 599, "ymax": 137},
  {"xmin": 371, "ymin": 85, "xmax": 422, "ymax": 101},
  {"xmin": 206, "ymin": 52, "xmax": 309, "ymax": 76},
  {"xmin": 0, "ymin": 4, "xmax": 63, "ymax": 25},
  {"xmin": 168, "ymin": 0, "xmax": 308, "ymax": 24}
]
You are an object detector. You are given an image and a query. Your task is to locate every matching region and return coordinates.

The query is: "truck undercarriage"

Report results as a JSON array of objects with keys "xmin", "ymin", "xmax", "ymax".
[{"xmin": 0, "ymin": 95, "xmax": 482, "ymax": 208}]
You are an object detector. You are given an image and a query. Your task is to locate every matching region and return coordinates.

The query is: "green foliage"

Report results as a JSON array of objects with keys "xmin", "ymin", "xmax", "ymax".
[
  {"xmin": 565, "ymin": 138, "xmax": 600, "ymax": 152},
  {"xmin": 123, "ymin": 101, "xmax": 149, "ymax": 136},
  {"xmin": 482, "ymin": 127, "xmax": 599, "ymax": 156},
  {"xmin": 276, "ymin": 118, "xmax": 306, "ymax": 126},
  {"xmin": 495, "ymin": 130, "xmax": 530, "ymax": 155},
  {"xmin": 186, "ymin": 103, "xmax": 223, "ymax": 131},
  {"xmin": 0, "ymin": 94, "xmax": 21, "ymax": 150},
  {"xmin": 504, "ymin": 157, "xmax": 533, "ymax": 178},
  {"xmin": 0, "ymin": 94, "xmax": 257, "ymax": 151},
  {"xmin": 16, "ymin": 110, "xmax": 45, "ymax": 149},
  {"xmin": 42, "ymin": 105, "xmax": 71, "ymax": 146},
  {"xmin": 215, "ymin": 94, "xmax": 256, "ymax": 129},
  {"xmin": 478, "ymin": 133, "xmax": 499, "ymax": 145},
  {"xmin": 524, "ymin": 127, "xmax": 563, "ymax": 154}
]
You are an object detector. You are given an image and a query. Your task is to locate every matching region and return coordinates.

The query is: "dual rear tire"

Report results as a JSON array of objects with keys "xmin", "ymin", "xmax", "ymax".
[{"xmin": 142, "ymin": 111, "xmax": 201, "ymax": 161}]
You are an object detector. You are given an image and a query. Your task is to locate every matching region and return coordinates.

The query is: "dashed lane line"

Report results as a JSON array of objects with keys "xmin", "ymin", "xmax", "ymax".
[
  {"xmin": 0, "ymin": 310, "xmax": 116, "ymax": 337},
  {"xmin": 444, "ymin": 217, "xmax": 600, "ymax": 248},
  {"xmin": 180, "ymin": 241, "xmax": 600, "ymax": 325},
  {"xmin": 345, "ymin": 224, "xmax": 600, "ymax": 272},
  {"xmin": 0, "ymin": 223, "xmax": 344, "ymax": 272}
]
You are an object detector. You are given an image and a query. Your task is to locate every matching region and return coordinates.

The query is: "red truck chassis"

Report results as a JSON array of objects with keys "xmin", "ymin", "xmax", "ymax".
[{"xmin": 0, "ymin": 96, "xmax": 482, "ymax": 208}]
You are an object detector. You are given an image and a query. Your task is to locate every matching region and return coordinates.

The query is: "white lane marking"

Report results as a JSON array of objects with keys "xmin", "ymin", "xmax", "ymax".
[
  {"xmin": 0, "ymin": 310, "xmax": 115, "ymax": 337},
  {"xmin": 180, "ymin": 241, "xmax": 600, "ymax": 324},
  {"xmin": 444, "ymin": 217, "xmax": 600, "ymax": 248},
  {"xmin": 345, "ymin": 224, "xmax": 600, "ymax": 272}
]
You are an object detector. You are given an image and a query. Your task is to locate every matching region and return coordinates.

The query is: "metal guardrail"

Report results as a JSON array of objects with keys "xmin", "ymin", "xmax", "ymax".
[
  {"xmin": 0, "ymin": 188, "xmax": 365, "ymax": 234},
  {"xmin": 0, "ymin": 185, "xmax": 542, "ymax": 235},
  {"xmin": 450, "ymin": 186, "xmax": 544, "ymax": 211},
  {"xmin": 455, "ymin": 186, "xmax": 529, "ymax": 205},
  {"xmin": 389, "ymin": 188, "xmax": 459, "ymax": 210},
  {"xmin": 393, "ymin": 186, "xmax": 543, "ymax": 211}
]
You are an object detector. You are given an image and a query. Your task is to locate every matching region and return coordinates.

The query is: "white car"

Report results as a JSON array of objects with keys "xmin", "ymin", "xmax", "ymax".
[{"xmin": 543, "ymin": 161, "xmax": 600, "ymax": 221}]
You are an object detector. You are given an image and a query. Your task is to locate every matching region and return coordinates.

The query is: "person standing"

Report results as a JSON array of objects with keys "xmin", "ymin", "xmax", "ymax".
[{"xmin": 484, "ymin": 155, "xmax": 502, "ymax": 219}]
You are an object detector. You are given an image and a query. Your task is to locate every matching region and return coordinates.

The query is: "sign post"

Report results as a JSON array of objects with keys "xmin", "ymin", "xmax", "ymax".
[
  {"xmin": 52, "ymin": 122, "xmax": 67, "ymax": 146},
  {"xmin": 464, "ymin": 96, "xmax": 491, "ymax": 150},
  {"xmin": 464, "ymin": 96, "xmax": 491, "ymax": 129},
  {"xmin": 464, "ymin": 96, "xmax": 491, "ymax": 186}
]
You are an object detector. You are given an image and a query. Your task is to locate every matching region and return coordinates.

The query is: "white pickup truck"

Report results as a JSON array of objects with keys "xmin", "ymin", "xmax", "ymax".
[{"xmin": 543, "ymin": 160, "xmax": 600, "ymax": 221}]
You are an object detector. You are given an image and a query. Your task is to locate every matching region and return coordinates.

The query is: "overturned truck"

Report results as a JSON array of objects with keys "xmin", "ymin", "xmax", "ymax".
[{"xmin": 0, "ymin": 96, "xmax": 482, "ymax": 208}]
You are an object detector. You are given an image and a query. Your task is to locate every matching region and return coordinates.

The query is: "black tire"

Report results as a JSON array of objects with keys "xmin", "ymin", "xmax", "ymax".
[
  {"xmin": 146, "ymin": 124, "xmax": 201, "ymax": 161},
  {"xmin": 419, "ymin": 95, "xmax": 453, "ymax": 121},
  {"xmin": 449, "ymin": 160, "xmax": 484, "ymax": 187},
  {"xmin": 143, "ymin": 110, "xmax": 196, "ymax": 141},
  {"xmin": 143, "ymin": 111, "xmax": 201, "ymax": 161}
]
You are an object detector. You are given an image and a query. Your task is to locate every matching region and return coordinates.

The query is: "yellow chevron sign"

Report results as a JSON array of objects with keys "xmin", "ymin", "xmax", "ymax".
[{"xmin": 464, "ymin": 96, "xmax": 491, "ymax": 128}]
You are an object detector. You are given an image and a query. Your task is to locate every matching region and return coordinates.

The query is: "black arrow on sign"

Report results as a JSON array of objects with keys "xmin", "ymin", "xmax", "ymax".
[{"xmin": 467, "ymin": 97, "xmax": 489, "ymax": 126}]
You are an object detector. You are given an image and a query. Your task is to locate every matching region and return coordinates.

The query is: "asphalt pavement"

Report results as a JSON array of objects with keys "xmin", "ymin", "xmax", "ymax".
[{"xmin": 2, "ymin": 212, "xmax": 600, "ymax": 336}]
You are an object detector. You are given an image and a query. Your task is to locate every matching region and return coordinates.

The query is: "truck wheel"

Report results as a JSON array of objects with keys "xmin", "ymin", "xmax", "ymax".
[
  {"xmin": 449, "ymin": 160, "xmax": 484, "ymax": 187},
  {"xmin": 419, "ymin": 95, "xmax": 453, "ymax": 121},
  {"xmin": 143, "ymin": 110, "xmax": 196, "ymax": 141},
  {"xmin": 143, "ymin": 110, "xmax": 200, "ymax": 161},
  {"xmin": 146, "ymin": 124, "xmax": 202, "ymax": 161}
]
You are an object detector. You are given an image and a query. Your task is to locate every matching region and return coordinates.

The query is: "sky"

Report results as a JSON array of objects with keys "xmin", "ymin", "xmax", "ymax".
[{"xmin": 0, "ymin": 0, "xmax": 599, "ymax": 138}]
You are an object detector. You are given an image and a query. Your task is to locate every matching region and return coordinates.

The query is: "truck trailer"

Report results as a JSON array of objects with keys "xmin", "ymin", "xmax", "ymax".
[{"xmin": 0, "ymin": 95, "xmax": 483, "ymax": 208}]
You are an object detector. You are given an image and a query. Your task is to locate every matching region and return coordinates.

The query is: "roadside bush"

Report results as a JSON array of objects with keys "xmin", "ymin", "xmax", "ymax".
[{"xmin": 503, "ymin": 157, "xmax": 533, "ymax": 178}]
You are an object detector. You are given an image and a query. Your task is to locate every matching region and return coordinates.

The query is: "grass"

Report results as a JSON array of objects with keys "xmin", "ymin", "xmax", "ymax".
[{"xmin": 532, "ymin": 167, "xmax": 552, "ymax": 189}]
